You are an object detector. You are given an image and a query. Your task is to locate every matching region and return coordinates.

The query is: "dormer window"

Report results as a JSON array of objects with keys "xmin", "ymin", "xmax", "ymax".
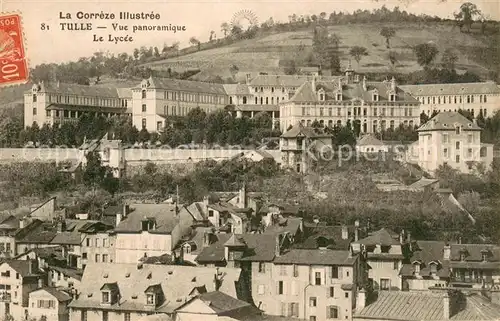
[
  {"xmin": 100, "ymin": 282, "xmax": 119, "ymax": 305},
  {"xmin": 373, "ymin": 93, "xmax": 379, "ymax": 102},
  {"xmin": 102, "ymin": 291, "xmax": 110, "ymax": 304},
  {"xmin": 481, "ymin": 250, "xmax": 489, "ymax": 262},
  {"xmin": 380, "ymin": 245, "xmax": 390, "ymax": 253},
  {"xmin": 413, "ymin": 262, "xmax": 420, "ymax": 274},
  {"xmin": 146, "ymin": 293, "xmax": 155, "ymax": 305},
  {"xmin": 455, "ymin": 126, "xmax": 461, "ymax": 135},
  {"xmin": 141, "ymin": 218, "xmax": 156, "ymax": 231},
  {"xmin": 389, "ymin": 93, "xmax": 396, "ymax": 102},
  {"xmin": 320, "ymin": 94, "xmax": 324, "ymax": 101},
  {"xmin": 429, "ymin": 262, "xmax": 438, "ymax": 275},
  {"xmin": 336, "ymin": 93, "xmax": 342, "ymax": 101}
]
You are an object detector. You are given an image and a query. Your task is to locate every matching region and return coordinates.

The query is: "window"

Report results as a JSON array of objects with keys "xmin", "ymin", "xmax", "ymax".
[
  {"xmin": 95, "ymin": 254, "xmax": 100, "ymax": 263},
  {"xmin": 468, "ymin": 148, "xmax": 472, "ymax": 158},
  {"xmin": 456, "ymin": 141, "xmax": 460, "ymax": 150},
  {"xmin": 289, "ymin": 302, "xmax": 299, "ymax": 317},
  {"xmin": 331, "ymin": 266, "xmax": 339, "ymax": 279},
  {"xmin": 315, "ymin": 272, "xmax": 322, "ymax": 285},
  {"xmin": 16, "ymin": 273, "xmax": 19, "ymax": 279},
  {"xmin": 33, "ymin": 108, "xmax": 37, "ymax": 115},
  {"xmin": 102, "ymin": 311, "xmax": 108, "ymax": 321},
  {"xmin": 456, "ymin": 155, "xmax": 460, "ymax": 163},
  {"xmin": 309, "ymin": 297, "xmax": 317, "ymax": 307},
  {"xmin": 102, "ymin": 254, "xmax": 109, "ymax": 263},
  {"xmin": 142, "ymin": 119, "xmax": 146, "ymax": 129},
  {"xmin": 329, "ymin": 287, "xmax": 334, "ymax": 297},
  {"xmin": 124, "ymin": 313, "xmax": 130, "ymax": 321},
  {"xmin": 373, "ymin": 108, "xmax": 377, "ymax": 116},
  {"xmin": 380, "ymin": 278, "xmax": 390, "ymax": 290},
  {"xmin": 480, "ymin": 147, "xmax": 487, "ymax": 157},
  {"xmin": 243, "ymin": 96, "xmax": 247, "ymax": 104},
  {"xmin": 455, "ymin": 126, "xmax": 461, "ymax": 134},
  {"xmin": 208, "ymin": 210, "xmax": 214, "ymax": 217},
  {"xmin": 430, "ymin": 263, "xmax": 437, "ymax": 274},
  {"xmin": 96, "ymin": 238, "xmax": 100, "ymax": 247},
  {"xmin": 102, "ymin": 291, "xmax": 110, "ymax": 304},
  {"xmin": 328, "ymin": 306, "xmax": 339, "ymax": 319},
  {"xmin": 293, "ymin": 264, "xmax": 299, "ymax": 277},
  {"xmin": 393, "ymin": 261, "xmax": 399, "ymax": 270},
  {"xmin": 302, "ymin": 107, "xmax": 306, "ymax": 116},
  {"xmin": 278, "ymin": 281, "xmax": 284, "ymax": 295},
  {"xmin": 86, "ymin": 238, "xmax": 91, "ymax": 247},
  {"xmin": 414, "ymin": 263, "xmax": 420, "ymax": 274},
  {"xmin": 81, "ymin": 311, "xmax": 87, "ymax": 321},
  {"xmin": 142, "ymin": 90, "xmax": 146, "ymax": 99},
  {"xmin": 467, "ymin": 134, "xmax": 473, "ymax": 143},
  {"xmin": 32, "ymin": 94, "xmax": 37, "ymax": 103},
  {"xmin": 280, "ymin": 265, "xmax": 287, "ymax": 276},
  {"xmin": 146, "ymin": 293, "xmax": 155, "ymax": 305},
  {"xmin": 157, "ymin": 121, "xmax": 162, "ymax": 131},
  {"xmin": 1, "ymin": 271, "xmax": 10, "ymax": 277},
  {"xmin": 142, "ymin": 104, "xmax": 147, "ymax": 112},
  {"xmin": 344, "ymin": 292, "xmax": 349, "ymax": 298},
  {"xmin": 258, "ymin": 262, "xmax": 266, "ymax": 273},
  {"xmin": 310, "ymin": 317, "xmax": 316, "ymax": 321},
  {"xmin": 82, "ymin": 253, "xmax": 87, "ymax": 259},
  {"xmin": 482, "ymin": 253, "xmax": 488, "ymax": 262},
  {"xmin": 460, "ymin": 253, "xmax": 466, "ymax": 261},
  {"xmin": 37, "ymin": 300, "xmax": 55, "ymax": 309},
  {"xmin": 258, "ymin": 285, "xmax": 265, "ymax": 295},
  {"xmin": 46, "ymin": 110, "xmax": 51, "ymax": 117}
]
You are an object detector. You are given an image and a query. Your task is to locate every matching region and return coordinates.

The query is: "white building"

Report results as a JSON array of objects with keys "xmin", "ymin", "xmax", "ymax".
[
  {"xmin": 405, "ymin": 111, "xmax": 493, "ymax": 174},
  {"xmin": 400, "ymin": 82, "xmax": 500, "ymax": 118}
]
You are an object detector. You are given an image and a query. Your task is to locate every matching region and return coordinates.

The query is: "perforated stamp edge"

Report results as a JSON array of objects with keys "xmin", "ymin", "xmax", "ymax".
[{"xmin": 0, "ymin": 11, "xmax": 30, "ymax": 88}]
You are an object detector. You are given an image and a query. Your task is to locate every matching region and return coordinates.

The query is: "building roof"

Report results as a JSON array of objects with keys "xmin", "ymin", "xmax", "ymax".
[
  {"xmin": 249, "ymin": 75, "xmax": 314, "ymax": 87},
  {"xmin": 223, "ymin": 84, "xmax": 251, "ymax": 96},
  {"xmin": 354, "ymin": 228, "xmax": 400, "ymax": 247},
  {"xmin": 31, "ymin": 287, "xmax": 72, "ymax": 302},
  {"xmin": 400, "ymin": 241, "xmax": 450, "ymax": 278},
  {"xmin": 263, "ymin": 217, "xmax": 303, "ymax": 236},
  {"xmin": 68, "ymin": 263, "xmax": 242, "ymax": 313},
  {"xmin": 14, "ymin": 220, "xmax": 58, "ymax": 244},
  {"xmin": 407, "ymin": 178, "xmax": 439, "ymax": 190},
  {"xmin": 281, "ymin": 124, "xmax": 331, "ymax": 138},
  {"xmin": 48, "ymin": 265, "xmax": 84, "ymax": 281},
  {"xmin": 2, "ymin": 260, "xmax": 41, "ymax": 277},
  {"xmin": 179, "ymin": 291, "xmax": 253, "ymax": 315},
  {"xmin": 399, "ymin": 82, "xmax": 500, "ymax": 96},
  {"xmin": 450, "ymin": 244, "xmax": 500, "ymax": 265},
  {"xmin": 295, "ymin": 224, "xmax": 353, "ymax": 251},
  {"xmin": 234, "ymin": 104, "xmax": 279, "ymax": 112},
  {"xmin": 418, "ymin": 112, "xmax": 481, "ymax": 132},
  {"xmin": 140, "ymin": 77, "xmax": 227, "ymax": 95},
  {"xmin": 357, "ymin": 134, "xmax": 385, "ymax": 146},
  {"xmin": 195, "ymin": 233, "xmax": 279, "ymax": 263},
  {"xmin": 288, "ymin": 78, "xmax": 418, "ymax": 104},
  {"xmin": 273, "ymin": 249, "xmax": 357, "ymax": 266},
  {"xmin": 114, "ymin": 203, "xmax": 179, "ymax": 234},
  {"xmin": 29, "ymin": 82, "xmax": 122, "ymax": 98},
  {"xmin": 354, "ymin": 290, "xmax": 500, "ymax": 320}
]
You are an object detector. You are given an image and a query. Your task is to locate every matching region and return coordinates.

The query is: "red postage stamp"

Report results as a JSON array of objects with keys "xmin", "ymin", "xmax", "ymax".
[{"xmin": 0, "ymin": 13, "xmax": 28, "ymax": 87}]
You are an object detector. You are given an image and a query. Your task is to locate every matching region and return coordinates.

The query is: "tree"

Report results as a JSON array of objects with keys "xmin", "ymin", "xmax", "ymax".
[
  {"xmin": 476, "ymin": 109, "xmax": 486, "ymax": 128},
  {"xmin": 442, "ymin": 48, "xmax": 459, "ymax": 70},
  {"xmin": 380, "ymin": 27, "xmax": 396, "ymax": 48},
  {"xmin": 454, "ymin": 2, "xmax": 480, "ymax": 33},
  {"xmin": 209, "ymin": 30, "xmax": 215, "ymax": 42},
  {"xmin": 413, "ymin": 43, "xmax": 439, "ymax": 69},
  {"xmin": 388, "ymin": 51, "xmax": 398, "ymax": 68},
  {"xmin": 221, "ymin": 22, "xmax": 230, "ymax": 38},
  {"xmin": 349, "ymin": 46, "xmax": 368, "ymax": 66},
  {"xmin": 420, "ymin": 112, "xmax": 429, "ymax": 125},
  {"xmin": 189, "ymin": 37, "xmax": 201, "ymax": 51},
  {"xmin": 101, "ymin": 171, "xmax": 120, "ymax": 197},
  {"xmin": 83, "ymin": 152, "xmax": 106, "ymax": 191}
]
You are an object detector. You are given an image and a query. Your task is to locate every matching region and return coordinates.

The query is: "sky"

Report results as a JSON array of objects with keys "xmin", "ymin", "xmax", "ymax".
[{"xmin": 1, "ymin": 0, "xmax": 498, "ymax": 66}]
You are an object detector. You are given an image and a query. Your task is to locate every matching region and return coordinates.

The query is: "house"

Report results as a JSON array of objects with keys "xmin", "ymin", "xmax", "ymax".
[
  {"xmin": 0, "ymin": 260, "xmax": 45, "ymax": 320},
  {"xmin": 79, "ymin": 136, "xmax": 126, "ymax": 178},
  {"xmin": 27, "ymin": 287, "xmax": 72, "ymax": 321},
  {"xmin": 76, "ymin": 221, "xmax": 115, "ymax": 269},
  {"xmin": 400, "ymin": 241, "xmax": 450, "ymax": 291},
  {"xmin": 0, "ymin": 214, "xmax": 21, "ymax": 259},
  {"xmin": 400, "ymin": 81, "xmax": 500, "ymax": 119},
  {"xmin": 261, "ymin": 248, "xmax": 363, "ymax": 320},
  {"xmin": 236, "ymin": 150, "xmax": 276, "ymax": 163},
  {"xmin": 280, "ymin": 124, "xmax": 333, "ymax": 174},
  {"xmin": 279, "ymin": 67, "xmax": 420, "ymax": 134},
  {"xmin": 351, "ymin": 228, "xmax": 406, "ymax": 291},
  {"xmin": 405, "ymin": 112, "xmax": 494, "ymax": 174},
  {"xmin": 353, "ymin": 289, "xmax": 500, "ymax": 320},
  {"xmin": 174, "ymin": 291, "xmax": 262, "ymax": 321},
  {"xmin": 356, "ymin": 135, "xmax": 390, "ymax": 153},
  {"xmin": 68, "ymin": 263, "xmax": 247, "ymax": 321},
  {"xmin": 14, "ymin": 219, "xmax": 59, "ymax": 255},
  {"xmin": 27, "ymin": 197, "xmax": 63, "ymax": 223},
  {"xmin": 113, "ymin": 203, "xmax": 194, "ymax": 263},
  {"xmin": 295, "ymin": 223, "xmax": 360, "ymax": 251}
]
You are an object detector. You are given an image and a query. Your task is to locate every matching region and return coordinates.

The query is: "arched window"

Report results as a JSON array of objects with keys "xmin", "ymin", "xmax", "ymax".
[{"xmin": 242, "ymin": 97, "xmax": 247, "ymax": 104}]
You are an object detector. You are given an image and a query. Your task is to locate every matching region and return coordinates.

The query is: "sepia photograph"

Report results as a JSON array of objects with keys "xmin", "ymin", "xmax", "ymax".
[{"xmin": 0, "ymin": 0, "xmax": 499, "ymax": 320}]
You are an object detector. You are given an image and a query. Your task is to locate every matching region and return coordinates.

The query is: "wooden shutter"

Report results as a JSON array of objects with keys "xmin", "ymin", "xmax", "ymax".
[{"xmin": 293, "ymin": 303, "xmax": 299, "ymax": 317}]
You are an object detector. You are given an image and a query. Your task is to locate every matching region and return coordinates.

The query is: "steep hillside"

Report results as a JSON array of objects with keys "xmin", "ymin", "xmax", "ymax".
[{"xmin": 142, "ymin": 22, "xmax": 495, "ymax": 79}]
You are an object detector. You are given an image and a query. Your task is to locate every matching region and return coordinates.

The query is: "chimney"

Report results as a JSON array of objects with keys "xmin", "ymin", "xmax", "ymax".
[
  {"xmin": 116, "ymin": 213, "xmax": 122, "ymax": 227},
  {"xmin": 239, "ymin": 184, "xmax": 246, "ymax": 209},
  {"xmin": 37, "ymin": 278, "xmax": 43, "ymax": 289},
  {"xmin": 203, "ymin": 230, "xmax": 212, "ymax": 247},
  {"xmin": 28, "ymin": 260, "xmax": 37, "ymax": 275},
  {"xmin": 213, "ymin": 272, "xmax": 222, "ymax": 291},
  {"xmin": 443, "ymin": 291, "xmax": 450, "ymax": 320},
  {"xmin": 275, "ymin": 234, "xmax": 282, "ymax": 257},
  {"xmin": 341, "ymin": 225, "xmax": 349, "ymax": 240},
  {"xmin": 362, "ymin": 76, "xmax": 367, "ymax": 91},
  {"xmin": 391, "ymin": 77, "xmax": 396, "ymax": 91},
  {"xmin": 354, "ymin": 220, "xmax": 360, "ymax": 241},
  {"xmin": 407, "ymin": 231, "xmax": 412, "ymax": 251},
  {"xmin": 203, "ymin": 195, "xmax": 210, "ymax": 211},
  {"xmin": 443, "ymin": 243, "xmax": 451, "ymax": 260},
  {"xmin": 123, "ymin": 204, "xmax": 130, "ymax": 217},
  {"xmin": 356, "ymin": 288, "xmax": 367, "ymax": 310},
  {"xmin": 399, "ymin": 229, "xmax": 405, "ymax": 244},
  {"xmin": 57, "ymin": 221, "xmax": 65, "ymax": 233},
  {"xmin": 19, "ymin": 218, "xmax": 24, "ymax": 229},
  {"xmin": 246, "ymin": 73, "xmax": 251, "ymax": 85},
  {"xmin": 312, "ymin": 76, "xmax": 316, "ymax": 94},
  {"xmin": 57, "ymin": 80, "xmax": 60, "ymax": 88}
]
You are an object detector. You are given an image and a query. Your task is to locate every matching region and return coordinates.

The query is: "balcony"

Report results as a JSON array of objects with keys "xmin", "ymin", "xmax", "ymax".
[{"xmin": 0, "ymin": 292, "xmax": 11, "ymax": 302}]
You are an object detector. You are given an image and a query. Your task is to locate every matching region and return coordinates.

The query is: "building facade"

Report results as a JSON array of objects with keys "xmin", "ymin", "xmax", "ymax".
[
  {"xmin": 279, "ymin": 70, "xmax": 420, "ymax": 134},
  {"xmin": 27, "ymin": 287, "xmax": 72, "ymax": 321},
  {"xmin": 400, "ymin": 82, "xmax": 500, "ymax": 118},
  {"xmin": 24, "ymin": 82, "xmax": 132, "ymax": 128}
]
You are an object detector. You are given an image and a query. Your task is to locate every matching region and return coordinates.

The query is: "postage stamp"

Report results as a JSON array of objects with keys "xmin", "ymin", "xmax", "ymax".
[{"xmin": 0, "ymin": 13, "xmax": 29, "ymax": 87}]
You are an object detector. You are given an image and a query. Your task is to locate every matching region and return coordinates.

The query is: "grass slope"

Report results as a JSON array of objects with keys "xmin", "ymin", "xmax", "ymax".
[{"xmin": 143, "ymin": 22, "xmax": 494, "ymax": 79}]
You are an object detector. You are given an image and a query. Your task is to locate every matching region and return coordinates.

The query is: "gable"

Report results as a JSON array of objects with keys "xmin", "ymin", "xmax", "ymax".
[{"xmin": 176, "ymin": 298, "xmax": 217, "ymax": 314}]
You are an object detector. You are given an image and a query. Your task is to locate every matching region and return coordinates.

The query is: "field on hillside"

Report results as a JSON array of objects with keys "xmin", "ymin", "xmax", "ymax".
[{"xmin": 142, "ymin": 23, "xmax": 494, "ymax": 79}]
